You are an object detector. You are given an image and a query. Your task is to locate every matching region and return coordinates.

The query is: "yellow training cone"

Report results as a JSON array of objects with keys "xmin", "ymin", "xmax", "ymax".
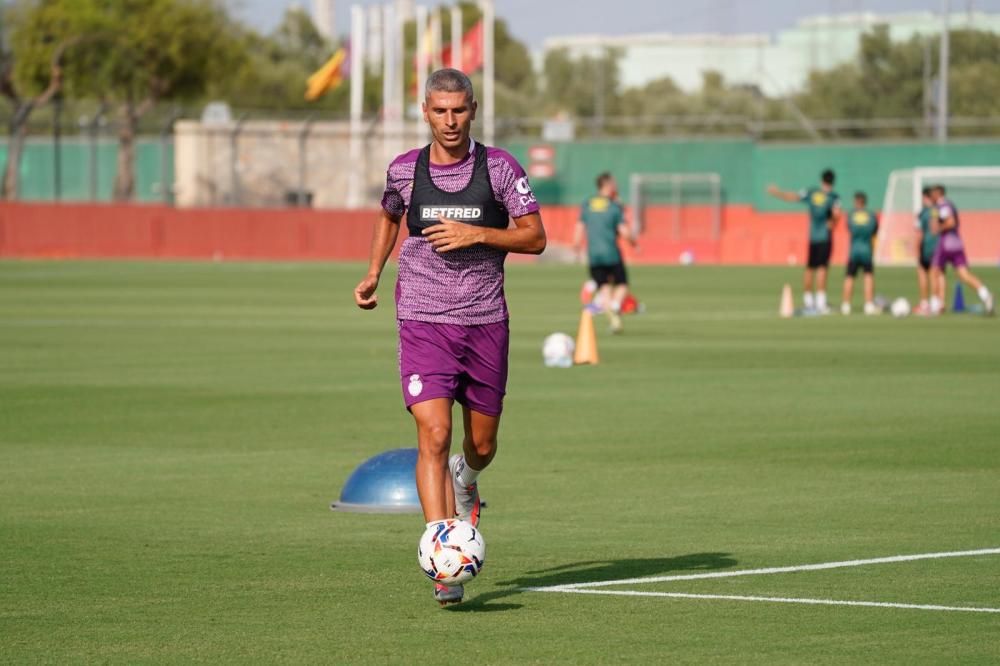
[
  {"xmin": 780, "ymin": 283, "xmax": 795, "ymax": 319},
  {"xmin": 573, "ymin": 309, "xmax": 600, "ymax": 365}
]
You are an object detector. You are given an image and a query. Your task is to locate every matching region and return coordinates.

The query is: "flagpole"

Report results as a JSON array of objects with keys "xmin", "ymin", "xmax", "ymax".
[
  {"xmin": 382, "ymin": 3, "xmax": 400, "ymax": 165},
  {"xmin": 431, "ymin": 8, "xmax": 443, "ymax": 70},
  {"xmin": 415, "ymin": 5, "xmax": 429, "ymax": 143},
  {"xmin": 394, "ymin": 1, "xmax": 406, "ymax": 153},
  {"xmin": 348, "ymin": 5, "xmax": 366, "ymax": 209},
  {"xmin": 450, "ymin": 5, "xmax": 462, "ymax": 71},
  {"xmin": 481, "ymin": 0, "xmax": 495, "ymax": 146}
]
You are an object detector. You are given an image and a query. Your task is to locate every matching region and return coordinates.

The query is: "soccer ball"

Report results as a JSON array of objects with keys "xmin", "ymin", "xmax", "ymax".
[
  {"xmin": 542, "ymin": 332, "xmax": 575, "ymax": 368},
  {"xmin": 417, "ymin": 519, "xmax": 485, "ymax": 586},
  {"xmin": 890, "ymin": 297, "xmax": 911, "ymax": 318}
]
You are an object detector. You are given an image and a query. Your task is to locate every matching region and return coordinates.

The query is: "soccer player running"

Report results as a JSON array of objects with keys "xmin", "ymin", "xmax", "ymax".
[
  {"xmin": 767, "ymin": 169, "xmax": 844, "ymax": 314},
  {"xmin": 353, "ymin": 69, "xmax": 546, "ymax": 606},
  {"xmin": 915, "ymin": 187, "xmax": 944, "ymax": 316},
  {"xmin": 573, "ymin": 172, "xmax": 636, "ymax": 333},
  {"xmin": 840, "ymin": 192, "xmax": 879, "ymax": 315},
  {"xmin": 927, "ymin": 185, "xmax": 994, "ymax": 315}
]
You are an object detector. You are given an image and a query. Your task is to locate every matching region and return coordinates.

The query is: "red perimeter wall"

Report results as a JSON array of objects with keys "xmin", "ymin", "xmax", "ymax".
[{"xmin": 1, "ymin": 202, "xmax": 997, "ymax": 265}]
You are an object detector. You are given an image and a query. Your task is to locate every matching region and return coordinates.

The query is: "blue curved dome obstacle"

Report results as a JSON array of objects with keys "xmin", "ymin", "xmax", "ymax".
[
  {"xmin": 330, "ymin": 447, "xmax": 489, "ymax": 514},
  {"xmin": 331, "ymin": 448, "xmax": 422, "ymax": 513}
]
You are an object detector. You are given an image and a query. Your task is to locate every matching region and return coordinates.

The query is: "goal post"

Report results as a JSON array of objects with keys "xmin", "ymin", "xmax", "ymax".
[
  {"xmin": 878, "ymin": 166, "xmax": 1000, "ymax": 266},
  {"xmin": 629, "ymin": 172, "xmax": 722, "ymax": 241}
]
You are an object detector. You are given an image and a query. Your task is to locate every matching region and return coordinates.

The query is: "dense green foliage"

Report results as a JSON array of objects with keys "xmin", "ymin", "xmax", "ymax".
[{"xmin": 1, "ymin": 261, "xmax": 998, "ymax": 663}]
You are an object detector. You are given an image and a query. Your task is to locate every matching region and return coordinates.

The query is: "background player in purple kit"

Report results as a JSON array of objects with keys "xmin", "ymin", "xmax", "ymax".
[
  {"xmin": 353, "ymin": 69, "xmax": 546, "ymax": 606},
  {"xmin": 927, "ymin": 185, "xmax": 994, "ymax": 315}
]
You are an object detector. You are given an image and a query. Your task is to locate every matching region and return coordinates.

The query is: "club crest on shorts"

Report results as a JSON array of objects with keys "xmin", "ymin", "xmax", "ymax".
[{"xmin": 408, "ymin": 374, "xmax": 423, "ymax": 397}]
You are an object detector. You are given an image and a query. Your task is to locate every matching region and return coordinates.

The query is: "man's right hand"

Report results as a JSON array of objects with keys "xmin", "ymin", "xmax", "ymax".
[{"xmin": 354, "ymin": 274, "xmax": 379, "ymax": 310}]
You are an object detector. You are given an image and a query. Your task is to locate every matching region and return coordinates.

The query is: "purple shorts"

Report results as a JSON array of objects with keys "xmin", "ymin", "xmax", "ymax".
[
  {"xmin": 398, "ymin": 320, "xmax": 509, "ymax": 417},
  {"xmin": 932, "ymin": 233, "xmax": 968, "ymax": 269}
]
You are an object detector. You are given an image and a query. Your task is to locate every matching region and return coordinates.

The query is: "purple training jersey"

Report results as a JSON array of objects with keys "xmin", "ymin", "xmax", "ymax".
[
  {"xmin": 381, "ymin": 139, "xmax": 540, "ymax": 325},
  {"xmin": 932, "ymin": 198, "xmax": 968, "ymax": 268}
]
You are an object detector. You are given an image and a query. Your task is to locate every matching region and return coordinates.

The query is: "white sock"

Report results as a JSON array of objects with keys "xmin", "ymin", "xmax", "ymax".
[
  {"xmin": 609, "ymin": 299, "xmax": 622, "ymax": 314},
  {"xmin": 919, "ymin": 299, "xmax": 929, "ymax": 309},
  {"xmin": 930, "ymin": 296, "xmax": 943, "ymax": 313},
  {"xmin": 803, "ymin": 292, "xmax": 815, "ymax": 309},
  {"xmin": 816, "ymin": 291, "xmax": 828, "ymax": 310},
  {"xmin": 978, "ymin": 286, "xmax": 991, "ymax": 302},
  {"xmin": 457, "ymin": 458, "xmax": 481, "ymax": 487}
]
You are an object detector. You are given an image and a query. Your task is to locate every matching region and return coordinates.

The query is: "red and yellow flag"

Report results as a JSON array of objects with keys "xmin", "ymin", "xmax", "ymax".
[{"xmin": 305, "ymin": 47, "xmax": 348, "ymax": 101}]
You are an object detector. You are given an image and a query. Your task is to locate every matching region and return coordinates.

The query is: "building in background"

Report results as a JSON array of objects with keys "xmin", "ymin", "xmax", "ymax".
[
  {"xmin": 542, "ymin": 10, "xmax": 1000, "ymax": 96},
  {"xmin": 312, "ymin": 0, "xmax": 336, "ymax": 41}
]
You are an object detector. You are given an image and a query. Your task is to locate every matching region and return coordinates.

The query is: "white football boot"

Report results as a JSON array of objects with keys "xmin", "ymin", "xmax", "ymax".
[
  {"xmin": 434, "ymin": 582, "xmax": 464, "ymax": 606},
  {"xmin": 449, "ymin": 454, "xmax": 481, "ymax": 527}
]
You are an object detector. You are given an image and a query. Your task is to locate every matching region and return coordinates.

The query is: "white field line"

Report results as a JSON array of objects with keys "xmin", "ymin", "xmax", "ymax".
[
  {"xmin": 528, "ymin": 588, "xmax": 1000, "ymax": 614},
  {"xmin": 527, "ymin": 548, "xmax": 1000, "ymax": 591}
]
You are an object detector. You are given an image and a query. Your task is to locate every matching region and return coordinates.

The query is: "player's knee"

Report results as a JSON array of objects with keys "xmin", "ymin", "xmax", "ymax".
[
  {"xmin": 469, "ymin": 434, "xmax": 497, "ymax": 460},
  {"xmin": 418, "ymin": 422, "xmax": 451, "ymax": 453}
]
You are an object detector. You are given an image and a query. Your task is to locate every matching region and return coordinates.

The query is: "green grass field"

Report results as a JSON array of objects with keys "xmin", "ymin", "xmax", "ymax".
[{"xmin": 2, "ymin": 260, "xmax": 999, "ymax": 664}]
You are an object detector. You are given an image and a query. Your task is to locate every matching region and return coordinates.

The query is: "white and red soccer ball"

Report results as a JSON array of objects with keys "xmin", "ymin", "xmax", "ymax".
[{"xmin": 417, "ymin": 519, "xmax": 485, "ymax": 586}]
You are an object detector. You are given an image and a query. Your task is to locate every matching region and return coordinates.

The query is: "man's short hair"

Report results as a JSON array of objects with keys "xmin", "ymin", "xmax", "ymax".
[
  {"xmin": 932, "ymin": 184, "xmax": 947, "ymax": 195},
  {"xmin": 596, "ymin": 172, "xmax": 614, "ymax": 189},
  {"xmin": 854, "ymin": 191, "xmax": 867, "ymax": 203},
  {"xmin": 425, "ymin": 68, "xmax": 475, "ymax": 102},
  {"xmin": 921, "ymin": 186, "xmax": 932, "ymax": 197},
  {"xmin": 821, "ymin": 169, "xmax": 835, "ymax": 185}
]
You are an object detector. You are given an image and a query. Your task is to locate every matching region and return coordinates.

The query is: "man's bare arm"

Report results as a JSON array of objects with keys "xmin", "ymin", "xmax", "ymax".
[
  {"xmin": 766, "ymin": 184, "xmax": 802, "ymax": 203},
  {"xmin": 354, "ymin": 210, "xmax": 402, "ymax": 310}
]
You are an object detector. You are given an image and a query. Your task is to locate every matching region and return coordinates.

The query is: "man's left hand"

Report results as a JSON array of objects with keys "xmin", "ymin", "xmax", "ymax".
[{"xmin": 422, "ymin": 217, "xmax": 485, "ymax": 253}]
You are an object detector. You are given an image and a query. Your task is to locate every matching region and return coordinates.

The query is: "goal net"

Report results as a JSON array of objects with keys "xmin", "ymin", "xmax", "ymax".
[
  {"xmin": 878, "ymin": 166, "xmax": 1000, "ymax": 266},
  {"xmin": 629, "ymin": 173, "xmax": 722, "ymax": 241}
]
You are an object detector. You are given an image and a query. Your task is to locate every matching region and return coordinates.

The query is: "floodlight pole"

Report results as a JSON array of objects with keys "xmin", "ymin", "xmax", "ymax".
[
  {"xmin": 937, "ymin": 0, "xmax": 950, "ymax": 143},
  {"xmin": 348, "ymin": 4, "xmax": 366, "ymax": 209}
]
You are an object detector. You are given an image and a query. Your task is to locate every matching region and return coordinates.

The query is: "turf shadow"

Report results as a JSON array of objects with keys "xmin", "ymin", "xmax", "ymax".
[{"xmin": 447, "ymin": 552, "xmax": 737, "ymax": 613}]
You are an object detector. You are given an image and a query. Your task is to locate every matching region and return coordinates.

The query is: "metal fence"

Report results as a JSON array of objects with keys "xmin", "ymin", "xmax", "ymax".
[{"xmin": 4, "ymin": 109, "xmax": 1000, "ymax": 208}]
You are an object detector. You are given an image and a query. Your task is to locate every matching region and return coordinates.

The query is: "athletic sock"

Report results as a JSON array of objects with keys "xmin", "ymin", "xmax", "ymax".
[
  {"xmin": 978, "ymin": 286, "xmax": 991, "ymax": 302},
  {"xmin": 803, "ymin": 292, "xmax": 816, "ymax": 309},
  {"xmin": 457, "ymin": 458, "xmax": 481, "ymax": 487},
  {"xmin": 816, "ymin": 291, "xmax": 828, "ymax": 310},
  {"xmin": 919, "ymin": 299, "xmax": 929, "ymax": 309},
  {"xmin": 930, "ymin": 296, "xmax": 943, "ymax": 313}
]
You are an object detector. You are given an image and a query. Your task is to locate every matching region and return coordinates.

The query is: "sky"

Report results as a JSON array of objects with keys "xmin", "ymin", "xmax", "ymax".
[{"xmin": 230, "ymin": 0, "xmax": 1000, "ymax": 47}]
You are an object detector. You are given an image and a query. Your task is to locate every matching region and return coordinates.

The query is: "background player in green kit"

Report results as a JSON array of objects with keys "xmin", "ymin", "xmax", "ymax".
[
  {"xmin": 767, "ymin": 169, "xmax": 843, "ymax": 314},
  {"xmin": 914, "ymin": 187, "xmax": 944, "ymax": 316},
  {"xmin": 574, "ymin": 172, "xmax": 636, "ymax": 333},
  {"xmin": 840, "ymin": 192, "xmax": 879, "ymax": 315}
]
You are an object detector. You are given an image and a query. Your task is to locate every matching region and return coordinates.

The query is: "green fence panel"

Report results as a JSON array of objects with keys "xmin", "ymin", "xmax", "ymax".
[
  {"xmin": 0, "ymin": 138, "xmax": 171, "ymax": 202},
  {"xmin": 508, "ymin": 138, "xmax": 1000, "ymax": 209}
]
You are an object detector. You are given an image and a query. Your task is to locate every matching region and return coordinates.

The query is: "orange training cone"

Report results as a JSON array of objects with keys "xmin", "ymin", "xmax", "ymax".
[
  {"xmin": 573, "ymin": 309, "xmax": 599, "ymax": 365},
  {"xmin": 780, "ymin": 283, "xmax": 794, "ymax": 319}
]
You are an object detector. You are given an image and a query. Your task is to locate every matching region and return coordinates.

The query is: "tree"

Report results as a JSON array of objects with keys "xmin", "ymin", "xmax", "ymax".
[
  {"xmin": 542, "ymin": 47, "xmax": 622, "ymax": 129},
  {"xmin": 796, "ymin": 26, "xmax": 1000, "ymax": 137},
  {"xmin": 1, "ymin": 2, "xmax": 80, "ymax": 199},
  {"xmin": 207, "ymin": 7, "xmax": 380, "ymax": 115},
  {"xmin": 10, "ymin": 0, "xmax": 244, "ymax": 200}
]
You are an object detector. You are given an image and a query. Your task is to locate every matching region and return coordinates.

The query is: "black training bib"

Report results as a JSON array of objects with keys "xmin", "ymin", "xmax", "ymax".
[{"xmin": 406, "ymin": 141, "xmax": 508, "ymax": 237}]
